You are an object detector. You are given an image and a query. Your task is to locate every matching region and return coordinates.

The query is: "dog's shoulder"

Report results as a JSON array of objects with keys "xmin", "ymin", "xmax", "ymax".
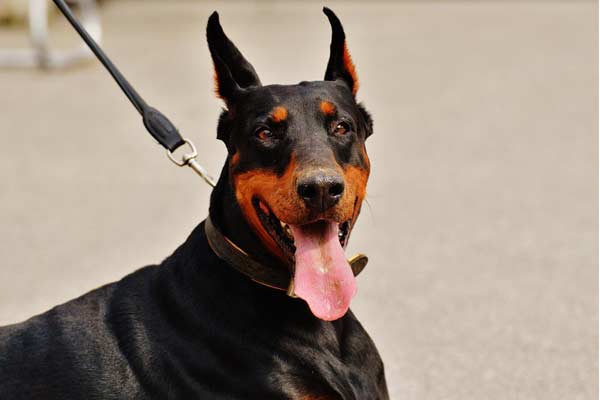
[{"xmin": 0, "ymin": 266, "xmax": 161, "ymax": 399}]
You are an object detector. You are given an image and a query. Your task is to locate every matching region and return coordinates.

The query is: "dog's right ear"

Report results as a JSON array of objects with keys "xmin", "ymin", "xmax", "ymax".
[{"xmin": 206, "ymin": 12, "xmax": 262, "ymax": 105}]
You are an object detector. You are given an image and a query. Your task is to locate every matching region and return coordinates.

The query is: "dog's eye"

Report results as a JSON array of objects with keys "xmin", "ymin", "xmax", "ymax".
[
  {"xmin": 333, "ymin": 121, "xmax": 351, "ymax": 136},
  {"xmin": 254, "ymin": 128, "xmax": 273, "ymax": 141}
]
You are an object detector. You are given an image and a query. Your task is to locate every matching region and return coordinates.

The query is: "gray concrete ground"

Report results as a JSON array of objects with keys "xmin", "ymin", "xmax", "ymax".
[{"xmin": 0, "ymin": 1, "xmax": 597, "ymax": 399}]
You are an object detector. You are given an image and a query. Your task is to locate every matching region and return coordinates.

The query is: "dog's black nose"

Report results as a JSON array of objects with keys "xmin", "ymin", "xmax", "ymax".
[{"xmin": 297, "ymin": 174, "xmax": 345, "ymax": 212}]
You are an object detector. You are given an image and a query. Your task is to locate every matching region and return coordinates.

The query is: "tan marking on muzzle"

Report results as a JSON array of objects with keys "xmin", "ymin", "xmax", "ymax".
[{"xmin": 233, "ymin": 154, "xmax": 301, "ymax": 262}]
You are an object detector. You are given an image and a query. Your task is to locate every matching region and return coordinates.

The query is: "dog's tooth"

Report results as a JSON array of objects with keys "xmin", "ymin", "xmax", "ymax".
[{"xmin": 258, "ymin": 201, "xmax": 270, "ymax": 215}]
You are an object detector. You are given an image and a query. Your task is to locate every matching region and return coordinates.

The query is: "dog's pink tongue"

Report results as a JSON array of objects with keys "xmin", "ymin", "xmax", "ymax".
[{"xmin": 290, "ymin": 222, "xmax": 356, "ymax": 321}]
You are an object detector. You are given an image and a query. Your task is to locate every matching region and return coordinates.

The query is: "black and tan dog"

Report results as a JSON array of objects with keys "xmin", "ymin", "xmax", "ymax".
[{"xmin": 0, "ymin": 8, "xmax": 388, "ymax": 399}]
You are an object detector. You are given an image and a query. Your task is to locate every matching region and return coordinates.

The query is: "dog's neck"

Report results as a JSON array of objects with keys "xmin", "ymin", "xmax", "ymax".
[{"xmin": 208, "ymin": 163, "xmax": 287, "ymax": 272}]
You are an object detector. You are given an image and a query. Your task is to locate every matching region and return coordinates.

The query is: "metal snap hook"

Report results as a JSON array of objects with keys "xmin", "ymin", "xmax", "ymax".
[
  {"xmin": 167, "ymin": 138, "xmax": 197, "ymax": 166},
  {"xmin": 167, "ymin": 138, "xmax": 216, "ymax": 187}
]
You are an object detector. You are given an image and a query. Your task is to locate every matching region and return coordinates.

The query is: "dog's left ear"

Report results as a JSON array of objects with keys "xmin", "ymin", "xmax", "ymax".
[
  {"xmin": 323, "ymin": 7, "xmax": 358, "ymax": 96},
  {"xmin": 206, "ymin": 12, "xmax": 262, "ymax": 105}
]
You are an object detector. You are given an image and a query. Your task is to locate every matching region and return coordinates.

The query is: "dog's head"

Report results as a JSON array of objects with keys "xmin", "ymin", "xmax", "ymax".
[{"xmin": 207, "ymin": 8, "xmax": 372, "ymax": 321}]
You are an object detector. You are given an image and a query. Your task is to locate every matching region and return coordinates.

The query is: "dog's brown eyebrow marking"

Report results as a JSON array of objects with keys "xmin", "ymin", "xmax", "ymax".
[
  {"xmin": 270, "ymin": 106, "xmax": 288, "ymax": 123},
  {"xmin": 320, "ymin": 101, "xmax": 336, "ymax": 116}
]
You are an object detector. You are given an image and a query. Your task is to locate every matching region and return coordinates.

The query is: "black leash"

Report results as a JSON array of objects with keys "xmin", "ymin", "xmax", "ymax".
[{"xmin": 52, "ymin": 0, "xmax": 215, "ymax": 186}]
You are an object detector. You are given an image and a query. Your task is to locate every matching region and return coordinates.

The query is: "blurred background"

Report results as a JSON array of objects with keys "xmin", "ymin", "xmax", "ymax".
[{"xmin": 0, "ymin": 1, "xmax": 597, "ymax": 399}]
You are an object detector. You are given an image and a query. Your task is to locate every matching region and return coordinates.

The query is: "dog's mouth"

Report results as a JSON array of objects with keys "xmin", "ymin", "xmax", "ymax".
[
  {"xmin": 253, "ymin": 198, "xmax": 351, "ymax": 257},
  {"xmin": 253, "ymin": 198, "xmax": 356, "ymax": 321}
]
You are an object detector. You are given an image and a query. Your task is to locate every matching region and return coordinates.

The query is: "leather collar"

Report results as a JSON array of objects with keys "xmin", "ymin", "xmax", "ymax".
[{"xmin": 204, "ymin": 216, "xmax": 368, "ymax": 297}]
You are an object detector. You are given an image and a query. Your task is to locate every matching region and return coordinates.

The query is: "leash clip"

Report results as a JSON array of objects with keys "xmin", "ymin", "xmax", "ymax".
[{"xmin": 167, "ymin": 138, "xmax": 216, "ymax": 187}]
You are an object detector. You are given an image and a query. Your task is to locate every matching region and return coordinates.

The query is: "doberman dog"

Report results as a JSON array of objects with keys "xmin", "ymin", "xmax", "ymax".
[{"xmin": 0, "ymin": 8, "xmax": 388, "ymax": 399}]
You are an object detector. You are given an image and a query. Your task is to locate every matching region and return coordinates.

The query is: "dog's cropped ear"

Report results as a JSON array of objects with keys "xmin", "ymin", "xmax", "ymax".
[
  {"xmin": 323, "ymin": 7, "xmax": 358, "ymax": 96},
  {"xmin": 206, "ymin": 12, "xmax": 261, "ymax": 105}
]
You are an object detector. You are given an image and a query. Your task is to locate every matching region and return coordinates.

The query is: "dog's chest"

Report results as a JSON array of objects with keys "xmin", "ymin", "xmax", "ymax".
[
  {"xmin": 273, "ymin": 353, "xmax": 384, "ymax": 400},
  {"xmin": 273, "ymin": 356, "xmax": 369, "ymax": 400},
  {"xmin": 263, "ymin": 318, "xmax": 386, "ymax": 400}
]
